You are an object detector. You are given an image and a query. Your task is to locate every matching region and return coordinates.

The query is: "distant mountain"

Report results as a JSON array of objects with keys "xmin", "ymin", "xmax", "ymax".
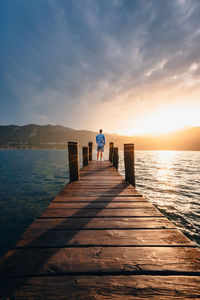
[{"xmin": 0, "ymin": 124, "xmax": 200, "ymax": 150}]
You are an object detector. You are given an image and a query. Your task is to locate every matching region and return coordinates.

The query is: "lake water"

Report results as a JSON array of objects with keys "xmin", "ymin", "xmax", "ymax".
[{"xmin": 0, "ymin": 149, "xmax": 199, "ymax": 257}]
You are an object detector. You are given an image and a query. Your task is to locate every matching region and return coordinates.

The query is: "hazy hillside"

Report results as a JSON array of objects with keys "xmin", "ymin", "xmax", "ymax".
[{"xmin": 0, "ymin": 124, "xmax": 200, "ymax": 150}]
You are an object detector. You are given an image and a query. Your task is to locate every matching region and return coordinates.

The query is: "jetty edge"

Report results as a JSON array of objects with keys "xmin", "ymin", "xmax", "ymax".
[{"xmin": 0, "ymin": 142, "xmax": 200, "ymax": 299}]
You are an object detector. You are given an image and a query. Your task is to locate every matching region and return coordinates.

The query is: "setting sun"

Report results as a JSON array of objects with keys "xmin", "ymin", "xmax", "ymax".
[{"xmin": 118, "ymin": 102, "xmax": 200, "ymax": 136}]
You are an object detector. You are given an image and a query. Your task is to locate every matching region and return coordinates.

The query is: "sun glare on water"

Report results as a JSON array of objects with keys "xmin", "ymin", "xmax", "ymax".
[{"xmin": 155, "ymin": 150, "xmax": 179, "ymax": 182}]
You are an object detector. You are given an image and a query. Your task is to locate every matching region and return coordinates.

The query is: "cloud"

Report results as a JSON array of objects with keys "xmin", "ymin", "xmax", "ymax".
[{"xmin": 1, "ymin": 0, "xmax": 200, "ymax": 132}]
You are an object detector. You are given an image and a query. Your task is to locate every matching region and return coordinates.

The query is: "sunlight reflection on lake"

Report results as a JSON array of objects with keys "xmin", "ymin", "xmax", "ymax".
[
  {"xmin": 154, "ymin": 151, "xmax": 179, "ymax": 183},
  {"xmin": 118, "ymin": 150, "xmax": 200, "ymax": 247}
]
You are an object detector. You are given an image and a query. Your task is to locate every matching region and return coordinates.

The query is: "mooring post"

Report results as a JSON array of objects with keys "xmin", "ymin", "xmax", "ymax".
[
  {"xmin": 113, "ymin": 147, "xmax": 119, "ymax": 170},
  {"xmin": 124, "ymin": 143, "xmax": 135, "ymax": 187},
  {"xmin": 68, "ymin": 141, "xmax": 79, "ymax": 181},
  {"xmin": 109, "ymin": 142, "xmax": 114, "ymax": 163},
  {"xmin": 82, "ymin": 146, "xmax": 89, "ymax": 166},
  {"xmin": 88, "ymin": 142, "xmax": 93, "ymax": 161}
]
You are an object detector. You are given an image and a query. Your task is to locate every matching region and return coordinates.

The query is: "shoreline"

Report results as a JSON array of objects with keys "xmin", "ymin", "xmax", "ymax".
[{"xmin": 0, "ymin": 148, "xmax": 200, "ymax": 152}]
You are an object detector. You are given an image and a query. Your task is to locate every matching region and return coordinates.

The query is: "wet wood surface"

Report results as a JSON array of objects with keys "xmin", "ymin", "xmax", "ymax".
[{"xmin": 0, "ymin": 160, "xmax": 200, "ymax": 299}]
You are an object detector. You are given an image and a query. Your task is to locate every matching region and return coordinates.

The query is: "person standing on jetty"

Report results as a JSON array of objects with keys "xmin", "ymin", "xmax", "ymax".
[{"xmin": 96, "ymin": 129, "xmax": 105, "ymax": 161}]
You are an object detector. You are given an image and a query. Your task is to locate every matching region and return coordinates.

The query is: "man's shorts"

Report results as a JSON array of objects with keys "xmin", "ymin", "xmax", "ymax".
[{"xmin": 97, "ymin": 145, "xmax": 104, "ymax": 152}]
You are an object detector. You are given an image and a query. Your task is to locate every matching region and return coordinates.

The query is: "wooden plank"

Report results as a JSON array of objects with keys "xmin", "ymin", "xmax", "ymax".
[
  {"xmin": 79, "ymin": 174, "xmax": 123, "ymax": 177},
  {"xmin": 48, "ymin": 202, "xmax": 154, "ymax": 209},
  {"xmin": 64, "ymin": 185, "xmax": 133, "ymax": 189},
  {"xmin": 28, "ymin": 217, "xmax": 176, "ymax": 230},
  {"xmin": 1, "ymin": 276, "xmax": 200, "ymax": 299},
  {"xmin": 81, "ymin": 164, "xmax": 113, "ymax": 166},
  {"xmin": 79, "ymin": 177, "xmax": 124, "ymax": 181},
  {"xmin": 40, "ymin": 208, "xmax": 163, "ymax": 218},
  {"xmin": 1, "ymin": 247, "xmax": 200, "ymax": 277},
  {"xmin": 80, "ymin": 170, "xmax": 118, "ymax": 172},
  {"xmin": 63, "ymin": 186, "xmax": 136, "ymax": 190},
  {"xmin": 80, "ymin": 170, "xmax": 118, "ymax": 173},
  {"xmin": 80, "ymin": 169, "xmax": 119, "ymax": 172},
  {"xmin": 63, "ymin": 188, "xmax": 137, "ymax": 192},
  {"xmin": 80, "ymin": 172, "xmax": 122, "ymax": 176},
  {"xmin": 62, "ymin": 186, "xmax": 137, "ymax": 190},
  {"xmin": 14, "ymin": 229, "xmax": 194, "ymax": 248},
  {"xmin": 64, "ymin": 186, "xmax": 135, "ymax": 191},
  {"xmin": 80, "ymin": 173, "xmax": 120, "ymax": 176},
  {"xmin": 53, "ymin": 196, "xmax": 145, "ymax": 202},
  {"xmin": 67, "ymin": 180, "xmax": 131, "ymax": 185},
  {"xmin": 64, "ymin": 185, "xmax": 134, "ymax": 189},
  {"xmin": 80, "ymin": 164, "xmax": 114, "ymax": 169},
  {"xmin": 59, "ymin": 190, "xmax": 142, "ymax": 197}
]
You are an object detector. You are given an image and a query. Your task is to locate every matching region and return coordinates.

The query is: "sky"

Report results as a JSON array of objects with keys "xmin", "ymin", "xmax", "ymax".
[{"xmin": 1, "ymin": 0, "xmax": 200, "ymax": 135}]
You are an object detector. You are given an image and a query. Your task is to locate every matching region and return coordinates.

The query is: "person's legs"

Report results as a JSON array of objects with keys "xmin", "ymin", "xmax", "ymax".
[
  {"xmin": 100, "ymin": 145, "xmax": 104, "ymax": 161},
  {"xmin": 97, "ymin": 150, "xmax": 100, "ymax": 160}
]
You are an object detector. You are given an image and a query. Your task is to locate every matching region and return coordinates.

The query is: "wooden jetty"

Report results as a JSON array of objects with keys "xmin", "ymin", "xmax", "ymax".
[{"xmin": 0, "ymin": 142, "xmax": 200, "ymax": 299}]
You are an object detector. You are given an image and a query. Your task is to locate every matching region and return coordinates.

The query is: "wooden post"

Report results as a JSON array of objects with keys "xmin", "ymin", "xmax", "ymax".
[
  {"xmin": 82, "ymin": 146, "xmax": 89, "ymax": 166},
  {"xmin": 68, "ymin": 142, "xmax": 79, "ymax": 182},
  {"xmin": 113, "ymin": 147, "xmax": 119, "ymax": 170},
  {"xmin": 88, "ymin": 142, "xmax": 93, "ymax": 161},
  {"xmin": 124, "ymin": 143, "xmax": 135, "ymax": 187},
  {"xmin": 109, "ymin": 142, "xmax": 114, "ymax": 162}
]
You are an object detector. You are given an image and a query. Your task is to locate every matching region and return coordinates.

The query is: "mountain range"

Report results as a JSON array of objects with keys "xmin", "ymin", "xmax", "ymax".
[{"xmin": 0, "ymin": 124, "xmax": 200, "ymax": 151}]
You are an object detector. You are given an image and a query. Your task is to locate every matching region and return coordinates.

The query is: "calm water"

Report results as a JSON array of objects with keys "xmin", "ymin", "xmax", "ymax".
[{"xmin": 0, "ymin": 149, "xmax": 199, "ymax": 257}]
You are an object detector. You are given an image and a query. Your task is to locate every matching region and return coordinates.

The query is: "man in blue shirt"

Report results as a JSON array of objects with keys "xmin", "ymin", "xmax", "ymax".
[{"xmin": 96, "ymin": 129, "xmax": 106, "ymax": 161}]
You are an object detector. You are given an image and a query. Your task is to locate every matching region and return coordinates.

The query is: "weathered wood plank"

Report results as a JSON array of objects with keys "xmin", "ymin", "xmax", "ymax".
[
  {"xmin": 80, "ymin": 172, "xmax": 122, "ymax": 176},
  {"xmin": 80, "ymin": 168, "xmax": 122, "ymax": 172},
  {"xmin": 63, "ymin": 188, "xmax": 137, "ymax": 192},
  {"xmin": 59, "ymin": 190, "xmax": 142, "ymax": 197},
  {"xmin": 1, "ymin": 276, "xmax": 200, "ymax": 299},
  {"xmin": 80, "ymin": 164, "xmax": 115, "ymax": 167},
  {"xmin": 79, "ymin": 176, "xmax": 124, "ymax": 179},
  {"xmin": 1, "ymin": 247, "xmax": 200, "ymax": 277},
  {"xmin": 80, "ymin": 170, "xmax": 117, "ymax": 172},
  {"xmin": 67, "ymin": 180, "xmax": 131, "ymax": 185},
  {"xmin": 79, "ymin": 177, "xmax": 124, "ymax": 181},
  {"xmin": 40, "ymin": 208, "xmax": 163, "ymax": 218},
  {"xmin": 14, "ymin": 229, "xmax": 194, "ymax": 248},
  {"xmin": 28, "ymin": 217, "xmax": 176, "ymax": 230},
  {"xmin": 48, "ymin": 202, "xmax": 154, "ymax": 209},
  {"xmin": 53, "ymin": 196, "xmax": 145, "ymax": 202},
  {"xmin": 64, "ymin": 187, "xmax": 135, "ymax": 191},
  {"xmin": 62, "ymin": 186, "xmax": 136, "ymax": 190},
  {"xmin": 65, "ymin": 182, "xmax": 132, "ymax": 188},
  {"xmin": 80, "ymin": 173, "xmax": 122, "ymax": 176},
  {"xmin": 82, "ymin": 161, "xmax": 111, "ymax": 165},
  {"xmin": 80, "ymin": 170, "xmax": 119, "ymax": 172},
  {"xmin": 64, "ymin": 185, "xmax": 134, "ymax": 189}
]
